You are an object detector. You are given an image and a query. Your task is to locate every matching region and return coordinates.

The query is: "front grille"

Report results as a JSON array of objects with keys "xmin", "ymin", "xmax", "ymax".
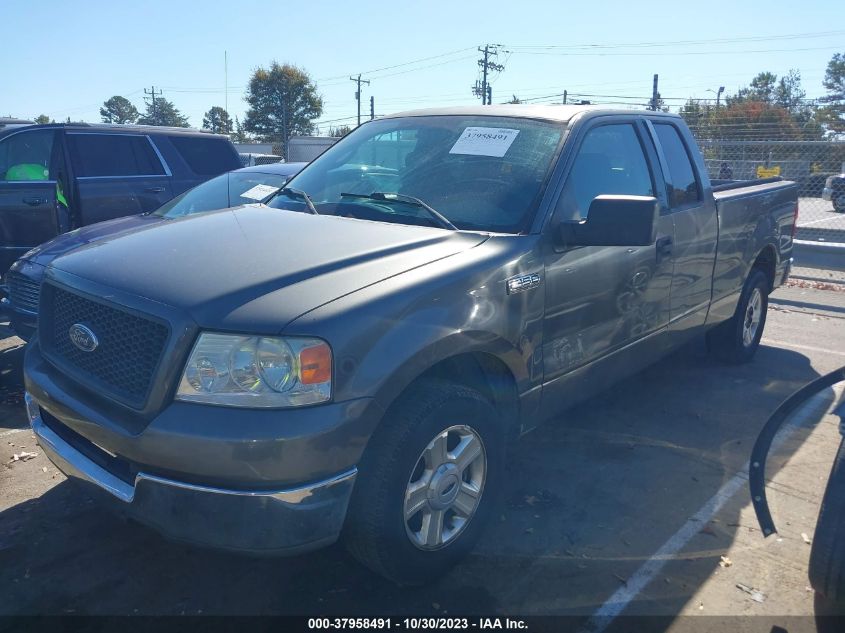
[
  {"xmin": 6, "ymin": 272, "xmax": 40, "ymax": 313},
  {"xmin": 43, "ymin": 285, "xmax": 170, "ymax": 407}
]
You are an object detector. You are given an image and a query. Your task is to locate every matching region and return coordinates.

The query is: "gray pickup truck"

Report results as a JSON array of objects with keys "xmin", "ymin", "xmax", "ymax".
[{"xmin": 24, "ymin": 105, "xmax": 798, "ymax": 585}]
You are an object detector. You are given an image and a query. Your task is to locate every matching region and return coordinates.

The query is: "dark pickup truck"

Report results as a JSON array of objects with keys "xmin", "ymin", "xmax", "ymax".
[{"xmin": 24, "ymin": 106, "xmax": 798, "ymax": 585}]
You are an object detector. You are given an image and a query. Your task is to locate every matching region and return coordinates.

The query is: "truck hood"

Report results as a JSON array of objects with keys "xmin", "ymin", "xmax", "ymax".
[
  {"xmin": 50, "ymin": 206, "xmax": 488, "ymax": 332},
  {"xmin": 23, "ymin": 214, "xmax": 164, "ymax": 268}
]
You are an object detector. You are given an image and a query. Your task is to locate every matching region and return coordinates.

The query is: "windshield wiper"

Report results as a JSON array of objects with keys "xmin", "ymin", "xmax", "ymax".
[
  {"xmin": 277, "ymin": 187, "xmax": 319, "ymax": 215},
  {"xmin": 340, "ymin": 192, "xmax": 457, "ymax": 231}
]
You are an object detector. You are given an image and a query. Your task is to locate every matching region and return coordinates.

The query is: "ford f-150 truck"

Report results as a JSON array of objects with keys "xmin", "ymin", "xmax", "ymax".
[{"xmin": 24, "ymin": 106, "xmax": 798, "ymax": 585}]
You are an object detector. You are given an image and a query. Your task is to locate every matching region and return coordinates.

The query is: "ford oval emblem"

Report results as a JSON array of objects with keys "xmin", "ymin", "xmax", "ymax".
[{"xmin": 68, "ymin": 323, "xmax": 99, "ymax": 353}]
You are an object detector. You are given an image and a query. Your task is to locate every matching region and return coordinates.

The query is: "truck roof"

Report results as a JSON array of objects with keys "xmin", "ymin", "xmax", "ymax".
[
  {"xmin": 0, "ymin": 122, "xmax": 229, "ymax": 138},
  {"xmin": 384, "ymin": 104, "xmax": 681, "ymax": 124}
]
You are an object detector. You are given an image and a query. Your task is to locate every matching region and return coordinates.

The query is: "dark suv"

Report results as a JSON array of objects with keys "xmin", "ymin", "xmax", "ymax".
[{"xmin": 0, "ymin": 123, "xmax": 241, "ymax": 273}]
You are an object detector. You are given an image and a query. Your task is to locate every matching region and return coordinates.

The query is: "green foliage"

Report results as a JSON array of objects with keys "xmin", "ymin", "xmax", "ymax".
[
  {"xmin": 507, "ymin": 94, "xmax": 521, "ymax": 104},
  {"xmin": 817, "ymin": 52, "xmax": 845, "ymax": 135},
  {"xmin": 329, "ymin": 125, "xmax": 352, "ymax": 137},
  {"xmin": 243, "ymin": 62, "xmax": 323, "ymax": 152},
  {"xmin": 681, "ymin": 69, "xmax": 822, "ymax": 142},
  {"xmin": 231, "ymin": 116, "xmax": 251, "ymax": 143},
  {"xmin": 100, "ymin": 96, "xmax": 139, "ymax": 124},
  {"xmin": 202, "ymin": 106, "xmax": 233, "ymax": 134},
  {"xmin": 33, "ymin": 114, "xmax": 51, "ymax": 125},
  {"xmin": 137, "ymin": 96, "xmax": 190, "ymax": 127}
]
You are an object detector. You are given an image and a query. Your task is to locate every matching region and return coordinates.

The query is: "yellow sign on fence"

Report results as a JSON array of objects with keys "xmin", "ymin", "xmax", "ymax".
[{"xmin": 756, "ymin": 165, "xmax": 781, "ymax": 178}]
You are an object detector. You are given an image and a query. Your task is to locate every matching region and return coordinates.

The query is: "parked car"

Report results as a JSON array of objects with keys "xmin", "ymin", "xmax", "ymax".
[
  {"xmin": 0, "ymin": 122, "xmax": 242, "ymax": 275},
  {"xmin": 3, "ymin": 162, "xmax": 305, "ymax": 340},
  {"xmin": 239, "ymin": 153, "xmax": 284, "ymax": 167},
  {"xmin": 822, "ymin": 173, "xmax": 845, "ymax": 212},
  {"xmin": 24, "ymin": 105, "xmax": 797, "ymax": 585}
]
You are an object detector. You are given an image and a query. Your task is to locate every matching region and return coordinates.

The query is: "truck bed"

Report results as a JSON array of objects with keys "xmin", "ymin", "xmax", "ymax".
[{"xmin": 709, "ymin": 178, "xmax": 798, "ymax": 321}]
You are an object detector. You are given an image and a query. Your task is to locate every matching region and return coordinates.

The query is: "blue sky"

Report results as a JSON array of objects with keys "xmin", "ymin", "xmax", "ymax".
[{"xmin": 3, "ymin": 0, "xmax": 842, "ymax": 131}]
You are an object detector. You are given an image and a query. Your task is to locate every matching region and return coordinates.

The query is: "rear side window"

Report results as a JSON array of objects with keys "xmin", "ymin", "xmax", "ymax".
[
  {"xmin": 653, "ymin": 124, "xmax": 701, "ymax": 207},
  {"xmin": 0, "ymin": 129, "xmax": 56, "ymax": 181},
  {"xmin": 168, "ymin": 136, "xmax": 237, "ymax": 176},
  {"xmin": 68, "ymin": 134, "xmax": 165, "ymax": 177}
]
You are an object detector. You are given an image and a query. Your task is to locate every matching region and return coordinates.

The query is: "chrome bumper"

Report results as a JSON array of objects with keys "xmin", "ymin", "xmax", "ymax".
[{"xmin": 26, "ymin": 392, "xmax": 357, "ymax": 554}]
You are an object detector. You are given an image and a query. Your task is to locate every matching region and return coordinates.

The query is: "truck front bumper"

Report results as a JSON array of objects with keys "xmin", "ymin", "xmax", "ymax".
[{"xmin": 26, "ymin": 392, "xmax": 357, "ymax": 555}]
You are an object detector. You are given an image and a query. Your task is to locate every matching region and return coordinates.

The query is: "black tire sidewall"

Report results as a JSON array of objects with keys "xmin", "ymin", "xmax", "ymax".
[
  {"xmin": 729, "ymin": 269, "xmax": 769, "ymax": 362},
  {"xmin": 348, "ymin": 381, "xmax": 505, "ymax": 584}
]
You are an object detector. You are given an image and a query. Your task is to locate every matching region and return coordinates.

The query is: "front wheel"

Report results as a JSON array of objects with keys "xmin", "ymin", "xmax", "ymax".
[
  {"xmin": 343, "ymin": 379, "xmax": 504, "ymax": 585},
  {"xmin": 707, "ymin": 268, "xmax": 769, "ymax": 364}
]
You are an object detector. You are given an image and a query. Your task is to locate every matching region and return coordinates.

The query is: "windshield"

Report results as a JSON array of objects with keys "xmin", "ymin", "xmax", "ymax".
[
  {"xmin": 267, "ymin": 115, "xmax": 564, "ymax": 233},
  {"xmin": 154, "ymin": 171, "xmax": 290, "ymax": 218}
]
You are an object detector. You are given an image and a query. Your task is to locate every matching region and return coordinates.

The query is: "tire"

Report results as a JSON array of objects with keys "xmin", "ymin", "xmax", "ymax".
[
  {"xmin": 706, "ymin": 268, "xmax": 769, "ymax": 364},
  {"xmin": 833, "ymin": 195, "xmax": 845, "ymax": 213},
  {"xmin": 343, "ymin": 379, "xmax": 504, "ymax": 585},
  {"xmin": 809, "ymin": 437, "xmax": 845, "ymax": 603}
]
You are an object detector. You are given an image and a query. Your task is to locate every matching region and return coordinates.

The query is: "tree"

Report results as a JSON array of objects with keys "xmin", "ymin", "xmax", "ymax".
[
  {"xmin": 243, "ymin": 62, "xmax": 323, "ymax": 157},
  {"xmin": 773, "ymin": 70, "xmax": 807, "ymax": 112},
  {"xmin": 33, "ymin": 114, "xmax": 51, "ymax": 124},
  {"xmin": 137, "ymin": 96, "xmax": 190, "ymax": 127},
  {"xmin": 507, "ymin": 94, "xmax": 522, "ymax": 104},
  {"xmin": 328, "ymin": 125, "xmax": 352, "ymax": 137},
  {"xmin": 100, "ymin": 96, "xmax": 139, "ymax": 124},
  {"xmin": 202, "ymin": 106, "xmax": 233, "ymax": 134},
  {"xmin": 730, "ymin": 72, "xmax": 778, "ymax": 105},
  {"xmin": 231, "ymin": 116, "xmax": 251, "ymax": 143},
  {"xmin": 818, "ymin": 52, "xmax": 845, "ymax": 135}
]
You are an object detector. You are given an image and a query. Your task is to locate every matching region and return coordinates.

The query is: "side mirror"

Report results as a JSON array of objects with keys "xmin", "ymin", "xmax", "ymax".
[{"xmin": 558, "ymin": 195, "xmax": 658, "ymax": 247}]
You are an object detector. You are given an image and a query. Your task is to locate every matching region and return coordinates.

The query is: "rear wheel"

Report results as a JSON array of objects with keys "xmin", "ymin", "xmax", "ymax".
[
  {"xmin": 833, "ymin": 194, "xmax": 845, "ymax": 213},
  {"xmin": 809, "ymin": 437, "xmax": 845, "ymax": 604},
  {"xmin": 343, "ymin": 379, "xmax": 504, "ymax": 585},
  {"xmin": 707, "ymin": 268, "xmax": 769, "ymax": 364}
]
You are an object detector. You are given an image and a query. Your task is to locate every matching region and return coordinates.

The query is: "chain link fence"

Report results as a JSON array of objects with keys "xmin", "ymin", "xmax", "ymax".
[{"xmin": 691, "ymin": 137, "xmax": 845, "ymax": 243}]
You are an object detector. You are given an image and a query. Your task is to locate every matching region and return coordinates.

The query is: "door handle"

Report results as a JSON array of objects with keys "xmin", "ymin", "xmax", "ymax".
[
  {"xmin": 145, "ymin": 187, "xmax": 165, "ymax": 193},
  {"xmin": 656, "ymin": 236, "xmax": 673, "ymax": 263},
  {"xmin": 22, "ymin": 196, "xmax": 46, "ymax": 206}
]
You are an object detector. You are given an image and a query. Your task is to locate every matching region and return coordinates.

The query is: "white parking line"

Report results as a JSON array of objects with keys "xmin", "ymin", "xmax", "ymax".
[
  {"xmin": 761, "ymin": 339, "xmax": 845, "ymax": 357},
  {"xmin": 797, "ymin": 216, "xmax": 842, "ymax": 227},
  {"xmin": 579, "ymin": 385, "xmax": 843, "ymax": 633}
]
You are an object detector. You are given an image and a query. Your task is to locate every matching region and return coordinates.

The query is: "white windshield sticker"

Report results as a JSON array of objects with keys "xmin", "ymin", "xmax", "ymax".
[
  {"xmin": 240, "ymin": 184, "xmax": 280, "ymax": 201},
  {"xmin": 449, "ymin": 127, "xmax": 520, "ymax": 157}
]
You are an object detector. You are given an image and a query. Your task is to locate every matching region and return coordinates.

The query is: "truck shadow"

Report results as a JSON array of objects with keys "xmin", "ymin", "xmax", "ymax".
[{"xmin": 0, "ymin": 340, "xmax": 830, "ymax": 620}]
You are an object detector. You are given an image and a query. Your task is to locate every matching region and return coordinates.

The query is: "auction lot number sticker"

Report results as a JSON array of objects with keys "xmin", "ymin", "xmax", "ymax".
[{"xmin": 449, "ymin": 127, "xmax": 520, "ymax": 157}]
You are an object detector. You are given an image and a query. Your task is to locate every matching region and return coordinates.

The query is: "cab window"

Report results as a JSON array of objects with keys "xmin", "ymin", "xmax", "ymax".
[
  {"xmin": 653, "ymin": 123, "xmax": 701, "ymax": 207},
  {"xmin": 0, "ymin": 130, "xmax": 56, "ymax": 181},
  {"xmin": 555, "ymin": 123, "xmax": 654, "ymax": 221}
]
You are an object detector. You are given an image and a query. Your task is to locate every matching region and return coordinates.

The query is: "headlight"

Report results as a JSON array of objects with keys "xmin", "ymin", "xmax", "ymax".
[{"xmin": 176, "ymin": 332, "xmax": 332, "ymax": 407}]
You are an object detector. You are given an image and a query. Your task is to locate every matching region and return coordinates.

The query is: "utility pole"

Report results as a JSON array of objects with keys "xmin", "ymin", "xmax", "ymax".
[
  {"xmin": 350, "ymin": 74, "xmax": 370, "ymax": 126},
  {"xmin": 144, "ymin": 86, "xmax": 162, "ymax": 122},
  {"xmin": 471, "ymin": 45, "xmax": 504, "ymax": 105},
  {"xmin": 370, "ymin": 95, "xmax": 375, "ymax": 121},
  {"xmin": 563, "ymin": 90, "xmax": 567, "ymax": 105},
  {"xmin": 224, "ymin": 51, "xmax": 228, "ymax": 114},
  {"xmin": 649, "ymin": 74, "xmax": 659, "ymax": 111},
  {"xmin": 716, "ymin": 85, "xmax": 725, "ymax": 107}
]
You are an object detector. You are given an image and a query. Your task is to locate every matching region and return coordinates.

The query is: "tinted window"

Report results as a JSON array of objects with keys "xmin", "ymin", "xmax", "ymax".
[
  {"xmin": 68, "ymin": 134, "xmax": 165, "ymax": 177},
  {"xmin": 269, "ymin": 116, "xmax": 564, "ymax": 233},
  {"xmin": 0, "ymin": 130, "xmax": 56, "ymax": 181},
  {"xmin": 654, "ymin": 123, "xmax": 701, "ymax": 207},
  {"xmin": 154, "ymin": 171, "xmax": 290, "ymax": 218},
  {"xmin": 555, "ymin": 124, "xmax": 654, "ymax": 221},
  {"xmin": 169, "ymin": 136, "xmax": 238, "ymax": 176}
]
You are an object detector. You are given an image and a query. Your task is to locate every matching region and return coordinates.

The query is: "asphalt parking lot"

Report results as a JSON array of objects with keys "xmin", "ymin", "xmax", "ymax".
[
  {"xmin": 797, "ymin": 197, "xmax": 845, "ymax": 243},
  {"xmin": 1, "ymin": 281, "xmax": 844, "ymax": 629}
]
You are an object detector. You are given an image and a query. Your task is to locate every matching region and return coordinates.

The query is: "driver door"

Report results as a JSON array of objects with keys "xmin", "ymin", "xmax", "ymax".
[
  {"xmin": 0, "ymin": 128, "xmax": 64, "ymax": 273},
  {"xmin": 540, "ymin": 118, "xmax": 675, "ymax": 413}
]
